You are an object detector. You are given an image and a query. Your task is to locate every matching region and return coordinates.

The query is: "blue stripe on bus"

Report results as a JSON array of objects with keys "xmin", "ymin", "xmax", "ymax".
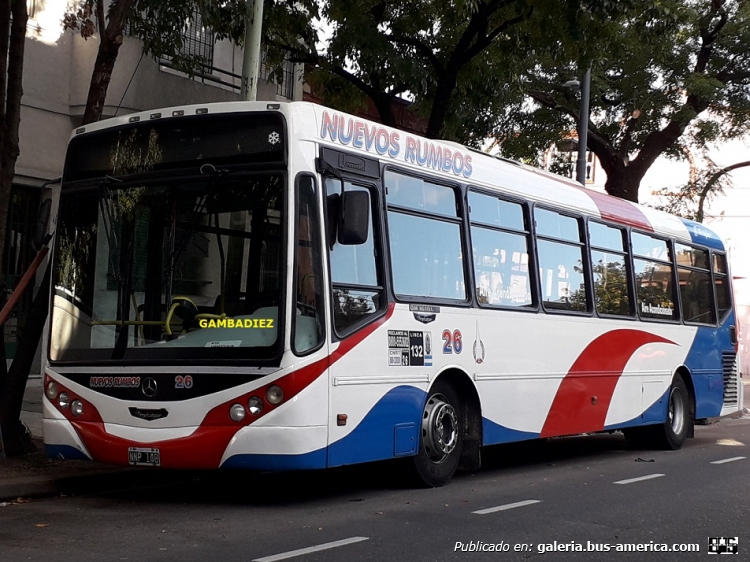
[
  {"xmin": 327, "ymin": 385, "xmax": 425, "ymax": 467},
  {"xmin": 45, "ymin": 444, "xmax": 91, "ymax": 460},
  {"xmin": 683, "ymin": 321, "xmax": 731, "ymax": 418},
  {"xmin": 679, "ymin": 219, "xmax": 725, "ymax": 251},
  {"xmin": 221, "ymin": 386, "xmax": 424, "ymax": 470},
  {"xmin": 482, "ymin": 418, "xmax": 539, "ymax": 445},
  {"xmin": 221, "ymin": 448, "xmax": 327, "ymax": 470}
]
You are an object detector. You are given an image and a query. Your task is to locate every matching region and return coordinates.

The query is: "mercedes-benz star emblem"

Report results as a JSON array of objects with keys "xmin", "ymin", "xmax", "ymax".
[{"xmin": 141, "ymin": 377, "xmax": 158, "ymax": 398}]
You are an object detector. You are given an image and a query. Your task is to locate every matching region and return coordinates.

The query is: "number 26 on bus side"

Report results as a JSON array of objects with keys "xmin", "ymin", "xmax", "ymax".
[{"xmin": 442, "ymin": 329, "xmax": 462, "ymax": 354}]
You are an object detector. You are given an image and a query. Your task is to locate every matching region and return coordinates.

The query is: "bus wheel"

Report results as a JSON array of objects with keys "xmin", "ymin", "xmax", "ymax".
[
  {"xmin": 412, "ymin": 381, "xmax": 463, "ymax": 487},
  {"xmin": 624, "ymin": 376, "xmax": 690, "ymax": 450},
  {"xmin": 657, "ymin": 376, "xmax": 690, "ymax": 449}
]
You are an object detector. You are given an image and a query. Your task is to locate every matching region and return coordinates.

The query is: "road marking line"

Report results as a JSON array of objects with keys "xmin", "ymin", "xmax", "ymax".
[
  {"xmin": 710, "ymin": 456, "xmax": 747, "ymax": 465},
  {"xmin": 472, "ymin": 500, "xmax": 541, "ymax": 515},
  {"xmin": 613, "ymin": 473, "xmax": 665, "ymax": 485},
  {"xmin": 252, "ymin": 537, "xmax": 369, "ymax": 562}
]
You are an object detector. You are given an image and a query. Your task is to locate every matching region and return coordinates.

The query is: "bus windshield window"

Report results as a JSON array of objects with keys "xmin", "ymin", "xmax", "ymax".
[{"xmin": 50, "ymin": 174, "xmax": 284, "ymax": 362}]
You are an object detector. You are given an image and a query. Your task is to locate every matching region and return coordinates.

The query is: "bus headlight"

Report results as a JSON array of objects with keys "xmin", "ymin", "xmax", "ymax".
[
  {"xmin": 266, "ymin": 385, "xmax": 283, "ymax": 405},
  {"xmin": 71, "ymin": 400, "xmax": 84, "ymax": 417},
  {"xmin": 229, "ymin": 403, "xmax": 246, "ymax": 422},
  {"xmin": 58, "ymin": 392, "xmax": 70, "ymax": 410},
  {"xmin": 247, "ymin": 396, "xmax": 263, "ymax": 415},
  {"xmin": 45, "ymin": 381, "xmax": 59, "ymax": 400}
]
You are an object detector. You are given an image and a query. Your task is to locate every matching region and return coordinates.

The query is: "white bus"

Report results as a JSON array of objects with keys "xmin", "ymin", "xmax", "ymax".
[{"xmin": 44, "ymin": 102, "xmax": 741, "ymax": 486}]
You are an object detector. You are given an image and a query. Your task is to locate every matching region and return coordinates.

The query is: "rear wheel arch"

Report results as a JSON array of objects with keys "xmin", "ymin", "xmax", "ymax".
[{"xmin": 675, "ymin": 366, "xmax": 696, "ymax": 436}]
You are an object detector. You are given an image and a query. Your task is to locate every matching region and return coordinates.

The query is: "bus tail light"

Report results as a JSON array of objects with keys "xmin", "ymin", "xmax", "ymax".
[{"xmin": 730, "ymin": 325, "xmax": 738, "ymax": 351}]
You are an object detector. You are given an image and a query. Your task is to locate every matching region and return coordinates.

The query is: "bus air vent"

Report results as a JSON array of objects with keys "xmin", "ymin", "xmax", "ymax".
[{"xmin": 721, "ymin": 352, "xmax": 739, "ymax": 405}]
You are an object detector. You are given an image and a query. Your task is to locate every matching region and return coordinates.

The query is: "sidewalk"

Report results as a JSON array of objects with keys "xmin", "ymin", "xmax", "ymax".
[{"xmin": 0, "ymin": 378, "xmax": 127, "ymax": 503}]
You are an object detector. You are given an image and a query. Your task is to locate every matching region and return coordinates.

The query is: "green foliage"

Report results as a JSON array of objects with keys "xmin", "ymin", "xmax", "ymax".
[
  {"xmin": 264, "ymin": 0, "xmax": 535, "ymax": 139},
  {"xmin": 501, "ymin": 0, "xmax": 750, "ymax": 199},
  {"xmin": 64, "ymin": 0, "xmax": 251, "ymax": 77}
]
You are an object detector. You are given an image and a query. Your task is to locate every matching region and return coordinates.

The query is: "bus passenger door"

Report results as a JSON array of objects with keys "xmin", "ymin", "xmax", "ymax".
[{"xmin": 323, "ymin": 174, "xmax": 393, "ymax": 467}]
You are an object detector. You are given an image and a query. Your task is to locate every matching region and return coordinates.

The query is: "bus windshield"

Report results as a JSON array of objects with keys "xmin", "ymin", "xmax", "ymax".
[{"xmin": 50, "ymin": 173, "xmax": 285, "ymax": 363}]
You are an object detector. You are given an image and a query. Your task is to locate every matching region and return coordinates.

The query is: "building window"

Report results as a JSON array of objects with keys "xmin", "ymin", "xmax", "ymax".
[
  {"xmin": 260, "ymin": 50, "xmax": 296, "ymax": 99},
  {"xmin": 169, "ymin": 8, "xmax": 215, "ymax": 74}
]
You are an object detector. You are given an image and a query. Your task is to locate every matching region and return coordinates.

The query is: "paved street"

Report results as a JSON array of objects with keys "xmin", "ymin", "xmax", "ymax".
[{"xmin": 2, "ymin": 381, "xmax": 749, "ymax": 561}]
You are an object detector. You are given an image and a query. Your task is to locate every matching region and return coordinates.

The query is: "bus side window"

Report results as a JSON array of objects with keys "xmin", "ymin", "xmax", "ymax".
[
  {"xmin": 713, "ymin": 253, "xmax": 732, "ymax": 321},
  {"xmin": 589, "ymin": 221, "xmax": 632, "ymax": 316},
  {"xmin": 326, "ymin": 178, "xmax": 383, "ymax": 335},
  {"xmin": 676, "ymin": 244, "xmax": 714, "ymax": 324},
  {"xmin": 632, "ymin": 232, "xmax": 678, "ymax": 321},
  {"xmin": 534, "ymin": 208, "xmax": 588, "ymax": 312},
  {"xmin": 468, "ymin": 191, "xmax": 533, "ymax": 307},
  {"xmin": 385, "ymin": 170, "xmax": 466, "ymax": 301},
  {"xmin": 293, "ymin": 175, "xmax": 325, "ymax": 355}
]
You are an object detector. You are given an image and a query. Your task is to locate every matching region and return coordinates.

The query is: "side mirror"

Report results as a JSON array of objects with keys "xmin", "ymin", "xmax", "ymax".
[
  {"xmin": 32, "ymin": 198, "xmax": 53, "ymax": 251},
  {"xmin": 338, "ymin": 190, "xmax": 369, "ymax": 245}
]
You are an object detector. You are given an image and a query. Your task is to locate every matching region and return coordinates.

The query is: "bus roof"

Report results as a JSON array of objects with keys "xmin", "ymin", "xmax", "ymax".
[{"xmin": 71, "ymin": 101, "xmax": 726, "ymax": 252}]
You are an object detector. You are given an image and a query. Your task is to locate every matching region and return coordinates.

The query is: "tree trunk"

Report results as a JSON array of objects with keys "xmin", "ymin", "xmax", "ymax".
[
  {"xmin": 425, "ymin": 73, "xmax": 458, "ymax": 139},
  {"xmin": 0, "ymin": 0, "xmax": 28, "ymax": 270},
  {"xmin": 0, "ymin": 262, "xmax": 50, "ymax": 456},
  {"xmin": 603, "ymin": 165, "xmax": 643, "ymax": 203},
  {"xmin": 81, "ymin": 34, "xmax": 125, "ymax": 125},
  {"xmin": 80, "ymin": 0, "xmax": 136, "ymax": 125},
  {"xmin": 0, "ymin": 1, "xmax": 28, "ymax": 456}
]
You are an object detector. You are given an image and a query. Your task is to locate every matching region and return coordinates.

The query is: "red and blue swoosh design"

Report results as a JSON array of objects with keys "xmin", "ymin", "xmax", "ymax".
[{"xmin": 540, "ymin": 329, "xmax": 676, "ymax": 438}]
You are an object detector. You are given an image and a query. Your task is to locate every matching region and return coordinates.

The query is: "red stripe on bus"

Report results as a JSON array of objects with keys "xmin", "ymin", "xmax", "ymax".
[
  {"xmin": 540, "ymin": 330, "xmax": 675, "ymax": 438},
  {"xmin": 68, "ymin": 302, "xmax": 397, "ymax": 468},
  {"xmin": 577, "ymin": 187, "xmax": 654, "ymax": 231}
]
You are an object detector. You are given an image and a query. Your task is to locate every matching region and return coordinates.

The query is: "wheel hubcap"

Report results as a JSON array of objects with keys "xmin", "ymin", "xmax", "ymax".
[
  {"xmin": 668, "ymin": 387, "xmax": 685, "ymax": 435},
  {"xmin": 422, "ymin": 394, "xmax": 458, "ymax": 463}
]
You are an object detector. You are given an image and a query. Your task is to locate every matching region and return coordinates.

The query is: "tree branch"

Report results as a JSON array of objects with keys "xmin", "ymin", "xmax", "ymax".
[
  {"xmin": 388, "ymin": 35, "xmax": 443, "ymax": 73},
  {"xmin": 696, "ymin": 159, "xmax": 750, "ymax": 222}
]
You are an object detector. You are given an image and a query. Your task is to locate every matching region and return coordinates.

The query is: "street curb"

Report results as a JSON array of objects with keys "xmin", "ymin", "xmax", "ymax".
[{"xmin": 0, "ymin": 468, "xmax": 143, "ymax": 502}]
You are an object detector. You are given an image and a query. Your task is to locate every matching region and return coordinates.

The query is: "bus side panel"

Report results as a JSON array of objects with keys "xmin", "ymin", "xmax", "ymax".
[
  {"xmin": 683, "ymin": 319, "xmax": 735, "ymax": 418},
  {"xmin": 327, "ymin": 385, "xmax": 424, "ymax": 467}
]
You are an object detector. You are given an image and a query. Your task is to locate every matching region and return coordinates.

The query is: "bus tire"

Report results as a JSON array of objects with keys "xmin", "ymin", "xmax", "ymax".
[
  {"xmin": 412, "ymin": 381, "xmax": 463, "ymax": 487},
  {"xmin": 655, "ymin": 376, "xmax": 691, "ymax": 449},
  {"xmin": 624, "ymin": 376, "xmax": 690, "ymax": 450}
]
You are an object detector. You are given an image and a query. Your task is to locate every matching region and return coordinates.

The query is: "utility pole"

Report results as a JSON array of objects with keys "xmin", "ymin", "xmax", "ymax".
[
  {"xmin": 576, "ymin": 68, "xmax": 591, "ymax": 186},
  {"xmin": 241, "ymin": 0, "xmax": 264, "ymax": 101}
]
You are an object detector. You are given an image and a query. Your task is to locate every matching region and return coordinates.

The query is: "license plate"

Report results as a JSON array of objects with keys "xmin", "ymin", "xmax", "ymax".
[{"xmin": 128, "ymin": 447, "xmax": 161, "ymax": 467}]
